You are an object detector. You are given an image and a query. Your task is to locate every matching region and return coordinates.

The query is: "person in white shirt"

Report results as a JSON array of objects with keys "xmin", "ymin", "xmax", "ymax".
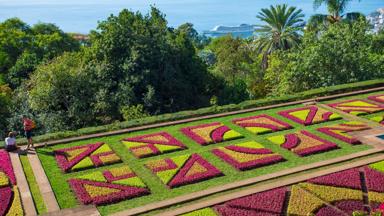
[{"xmin": 5, "ymin": 132, "xmax": 17, "ymax": 152}]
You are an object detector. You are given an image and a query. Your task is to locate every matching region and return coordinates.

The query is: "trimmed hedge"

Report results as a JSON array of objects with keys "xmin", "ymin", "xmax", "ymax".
[{"xmin": 13, "ymin": 79, "xmax": 384, "ymax": 145}]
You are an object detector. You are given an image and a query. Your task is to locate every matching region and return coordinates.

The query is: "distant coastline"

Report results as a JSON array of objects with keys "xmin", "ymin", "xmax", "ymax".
[{"xmin": 204, "ymin": 7, "xmax": 384, "ymax": 38}]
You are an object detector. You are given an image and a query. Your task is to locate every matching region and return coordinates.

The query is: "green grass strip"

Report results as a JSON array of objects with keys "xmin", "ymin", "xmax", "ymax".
[{"xmin": 19, "ymin": 154, "xmax": 48, "ymax": 214}]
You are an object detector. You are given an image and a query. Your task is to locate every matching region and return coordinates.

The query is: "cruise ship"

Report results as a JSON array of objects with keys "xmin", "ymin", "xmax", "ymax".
[{"xmin": 203, "ymin": 24, "xmax": 256, "ymax": 38}]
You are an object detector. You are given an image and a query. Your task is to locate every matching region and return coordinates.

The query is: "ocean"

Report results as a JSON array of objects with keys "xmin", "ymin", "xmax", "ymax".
[{"xmin": 0, "ymin": 0, "xmax": 382, "ymax": 34}]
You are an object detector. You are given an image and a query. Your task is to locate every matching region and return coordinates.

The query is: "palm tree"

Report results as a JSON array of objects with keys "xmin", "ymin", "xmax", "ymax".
[
  {"xmin": 254, "ymin": 4, "xmax": 305, "ymax": 69},
  {"xmin": 308, "ymin": 0, "xmax": 364, "ymax": 30}
]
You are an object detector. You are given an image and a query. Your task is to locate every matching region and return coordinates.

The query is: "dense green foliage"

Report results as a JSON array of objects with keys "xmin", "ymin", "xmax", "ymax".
[{"xmin": 0, "ymin": 1, "xmax": 383, "ymax": 140}]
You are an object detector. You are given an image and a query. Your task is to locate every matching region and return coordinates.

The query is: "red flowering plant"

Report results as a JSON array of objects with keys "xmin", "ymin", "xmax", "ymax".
[
  {"xmin": 180, "ymin": 122, "xmax": 243, "ymax": 145},
  {"xmin": 121, "ymin": 132, "xmax": 187, "ymax": 158},
  {"xmin": 68, "ymin": 166, "xmax": 150, "ymax": 205},
  {"xmin": 54, "ymin": 142, "xmax": 121, "ymax": 172},
  {"xmin": 212, "ymin": 141, "xmax": 285, "ymax": 171},
  {"xmin": 317, "ymin": 121, "xmax": 370, "ymax": 144},
  {"xmin": 145, "ymin": 153, "xmax": 223, "ymax": 188},
  {"xmin": 232, "ymin": 114, "xmax": 292, "ymax": 134},
  {"xmin": 278, "ymin": 106, "xmax": 341, "ymax": 126},
  {"xmin": 327, "ymin": 99, "xmax": 384, "ymax": 116},
  {"xmin": 268, "ymin": 130, "xmax": 338, "ymax": 157}
]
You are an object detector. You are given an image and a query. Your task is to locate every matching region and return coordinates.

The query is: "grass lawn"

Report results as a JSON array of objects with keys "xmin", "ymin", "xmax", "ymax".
[{"xmin": 35, "ymin": 90, "xmax": 384, "ymax": 215}]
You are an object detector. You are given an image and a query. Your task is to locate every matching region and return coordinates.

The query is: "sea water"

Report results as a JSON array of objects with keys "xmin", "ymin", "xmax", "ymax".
[{"xmin": 0, "ymin": 0, "xmax": 382, "ymax": 33}]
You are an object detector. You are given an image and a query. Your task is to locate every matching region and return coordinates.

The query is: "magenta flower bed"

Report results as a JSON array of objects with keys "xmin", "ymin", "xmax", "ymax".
[
  {"xmin": 315, "ymin": 200, "xmax": 366, "ymax": 215},
  {"xmin": 232, "ymin": 114, "xmax": 292, "ymax": 134},
  {"xmin": 168, "ymin": 154, "xmax": 223, "ymax": 188},
  {"xmin": 68, "ymin": 165, "xmax": 149, "ymax": 205},
  {"xmin": 307, "ymin": 168, "xmax": 362, "ymax": 190},
  {"xmin": 317, "ymin": 122, "xmax": 370, "ymax": 144},
  {"xmin": 278, "ymin": 106, "xmax": 340, "ymax": 126},
  {"xmin": 276, "ymin": 131, "xmax": 338, "ymax": 157},
  {"xmin": 364, "ymin": 167, "xmax": 384, "ymax": 193},
  {"xmin": 226, "ymin": 187, "xmax": 287, "ymax": 214},
  {"xmin": 212, "ymin": 143, "xmax": 285, "ymax": 171},
  {"xmin": 146, "ymin": 153, "xmax": 223, "ymax": 188},
  {"xmin": 327, "ymin": 99, "xmax": 384, "ymax": 115},
  {"xmin": 68, "ymin": 179, "xmax": 149, "ymax": 205},
  {"xmin": 122, "ymin": 132, "xmax": 186, "ymax": 158},
  {"xmin": 180, "ymin": 122, "xmax": 242, "ymax": 145},
  {"xmin": 0, "ymin": 187, "xmax": 12, "ymax": 216},
  {"xmin": 0, "ymin": 150, "xmax": 16, "ymax": 185},
  {"xmin": 54, "ymin": 142, "xmax": 121, "ymax": 172}
]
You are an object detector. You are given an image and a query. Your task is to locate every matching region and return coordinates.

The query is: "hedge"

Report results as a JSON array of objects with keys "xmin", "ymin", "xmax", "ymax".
[{"xmin": 12, "ymin": 78, "xmax": 384, "ymax": 146}]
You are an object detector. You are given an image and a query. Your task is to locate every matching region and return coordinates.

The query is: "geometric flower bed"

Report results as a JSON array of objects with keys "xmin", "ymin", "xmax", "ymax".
[
  {"xmin": 232, "ymin": 114, "xmax": 292, "ymax": 135},
  {"xmin": 327, "ymin": 99, "xmax": 384, "ymax": 116},
  {"xmin": 121, "ymin": 132, "xmax": 187, "ymax": 158},
  {"xmin": 267, "ymin": 130, "xmax": 338, "ymax": 157},
  {"xmin": 54, "ymin": 142, "xmax": 121, "ymax": 172},
  {"xmin": 212, "ymin": 141, "xmax": 285, "ymax": 171},
  {"xmin": 0, "ymin": 150, "xmax": 23, "ymax": 216},
  {"xmin": 180, "ymin": 122, "xmax": 243, "ymax": 145},
  {"xmin": 370, "ymin": 115, "xmax": 384, "ymax": 125},
  {"xmin": 317, "ymin": 121, "xmax": 371, "ymax": 145},
  {"xmin": 368, "ymin": 94, "xmax": 384, "ymax": 104},
  {"xmin": 145, "ymin": 153, "xmax": 223, "ymax": 188},
  {"xmin": 214, "ymin": 187, "xmax": 288, "ymax": 215},
  {"xmin": 68, "ymin": 166, "xmax": 150, "ymax": 205},
  {"xmin": 186, "ymin": 160, "xmax": 384, "ymax": 215},
  {"xmin": 278, "ymin": 105, "xmax": 342, "ymax": 126}
]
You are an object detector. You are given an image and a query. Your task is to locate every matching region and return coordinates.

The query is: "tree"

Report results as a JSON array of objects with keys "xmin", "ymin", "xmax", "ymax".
[
  {"xmin": 27, "ymin": 52, "xmax": 95, "ymax": 132},
  {"xmin": 0, "ymin": 19, "xmax": 80, "ymax": 88},
  {"xmin": 86, "ymin": 7, "xmax": 212, "ymax": 122},
  {"xmin": 176, "ymin": 23, "xmax": 211, "ymax": 49},
  {"xmin": 283, "ymin": 20, "xmax": 383, "ymax": 92},
  {"xmin": 254, "ymin": 4, "xmax": 305, "ymax": 69},
  {"xmin": 308, "ymin": 0, "xmax": 364, "ymax": 30}
]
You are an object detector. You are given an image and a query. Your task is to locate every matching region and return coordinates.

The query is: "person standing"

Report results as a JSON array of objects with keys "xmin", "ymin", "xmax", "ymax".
[
  {"xmin": 4, "ymin": 132, "xmax": 17, "ymax": 152},
  {"xmin": 22, "ymin": 115, "xmax": 35, "ymax": 150}
]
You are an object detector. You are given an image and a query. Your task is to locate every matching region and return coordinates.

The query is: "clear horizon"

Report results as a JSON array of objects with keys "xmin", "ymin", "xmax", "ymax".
[{"xmin": 0, "ymin": 0, "xmax": 382, "ymax": 33}]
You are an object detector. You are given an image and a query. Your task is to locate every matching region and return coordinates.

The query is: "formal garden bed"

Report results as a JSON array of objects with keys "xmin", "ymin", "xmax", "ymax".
[
  {"xmin": 182, "ymin": 160, "xmax": 384, "ymax": 216},
  {"xmin": 0, "ymin": 150, "xmax": 24, "ymax": 216},
  {"xmin": 6, "ymin": 90, "xmax": 381, "ymax": 215}
]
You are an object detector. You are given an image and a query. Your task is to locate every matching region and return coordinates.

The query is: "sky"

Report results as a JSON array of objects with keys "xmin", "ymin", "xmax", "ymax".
[{"xmin": 0, "ymin": 0, "xmax": 382, "ymax": 33}]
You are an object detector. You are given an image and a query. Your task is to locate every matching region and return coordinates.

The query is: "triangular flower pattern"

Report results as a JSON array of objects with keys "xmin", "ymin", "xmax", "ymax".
[
  {"xmin": 278, "ymin": 106, "xmax": 341, "ymax": 126},
  {"xmin": 267, "ymin": 130, "xmax": 338, "ymax": 157},
  {"xmin": 232, "ymin": 114, "xmax": 292, "ymax": 135},
  {"xmin": 368, "ymin": 94, "xmax": 384, "ymax": 104},
  {"xmin": 180, "ymin": 122, "xmax": 243, "ymax": 145},
  {"xmin": 317, "ymin": 121, "xmax": 370, "ymax": 144},
  {"xmin": 212, "ymin": 141, "xmax": 285, "ymax": 170},
  {"xmin": 145, "ymin": 153, "xmax": 222, "ymax": 188},
  {"xmin": 122, "ymin": 132, "xmax": 186, "ymax": 158},
  {"xmin": 54, "ymin": 142, "xmax": 121, "ymax": 172},
  {"xmin": 68, "ymin": 165, "xmax": 149, "ymax": 205},
  {"xmin": 327, "ymin": 99, "xmax": 384, "ymax": 116}
]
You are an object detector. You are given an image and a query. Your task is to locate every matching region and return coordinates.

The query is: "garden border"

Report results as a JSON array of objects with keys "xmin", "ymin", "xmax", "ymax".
[
  {"xmin": 155, "ymin": 153, "xmax": 384, "ymax": 216},
  {"xmin": 27, "ymin": 85, "xmax": 384, "ymax": 148}
]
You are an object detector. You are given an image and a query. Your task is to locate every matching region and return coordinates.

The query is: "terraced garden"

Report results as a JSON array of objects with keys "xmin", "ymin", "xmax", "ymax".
[{"xmin": 1, "ymin": 89, "xmax": 384, "ymax": 216}]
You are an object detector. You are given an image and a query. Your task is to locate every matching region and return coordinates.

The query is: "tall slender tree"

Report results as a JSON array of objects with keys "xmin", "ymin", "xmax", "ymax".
[
  {"xmin": 254, "ymin": 4, "xmax": 305, "ymax": 69},
  {"xmin": 308, "ymin": 0, "xmax": 364, "ymax": 30}
]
